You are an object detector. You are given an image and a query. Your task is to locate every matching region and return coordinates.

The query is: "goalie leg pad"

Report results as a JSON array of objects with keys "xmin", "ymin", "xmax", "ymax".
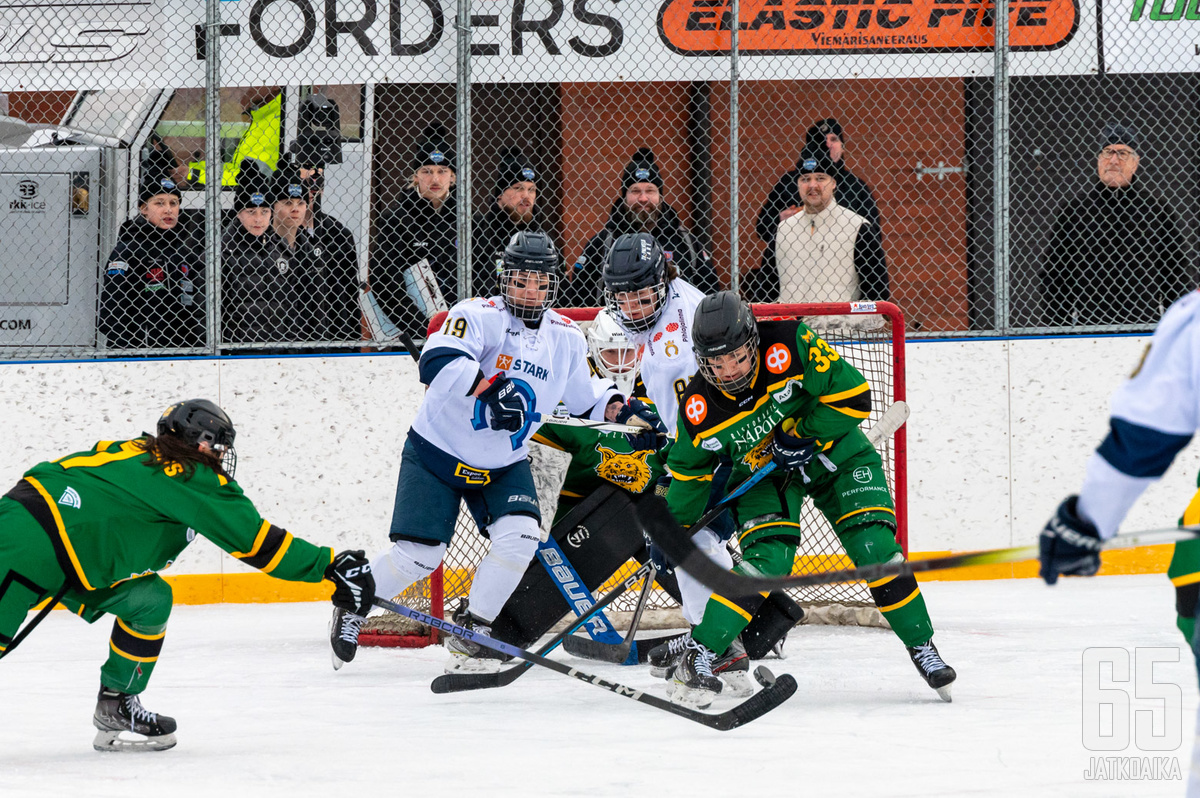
[
  {"xmin": 487, "ymin": 486, "xmax": 647, "ymax": 648},
  {"xmin": 469, "ymin": 513, "xmax": 542, "ymax": 622},
  {"xmin": 741, "ymin": 591, "xmax": 806, "ymax": 660}
]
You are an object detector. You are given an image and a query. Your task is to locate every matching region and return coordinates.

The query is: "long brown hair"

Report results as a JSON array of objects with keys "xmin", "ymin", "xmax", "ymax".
[{"xmin": 135, "ymin": 434, "xmax": 225, "ymax": 480}]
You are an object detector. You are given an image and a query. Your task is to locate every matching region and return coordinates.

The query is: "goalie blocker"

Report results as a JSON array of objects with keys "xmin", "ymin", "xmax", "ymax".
[{"xmin": 489, "ymin": 484, "xmax": 804, "ymax": 659}]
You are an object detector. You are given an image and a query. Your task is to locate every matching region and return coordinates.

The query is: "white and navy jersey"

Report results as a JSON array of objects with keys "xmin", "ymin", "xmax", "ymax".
[
  {"xmin": 413, "ymin": 296, "xmax": 621, "ymax": 471},
  {"xmin": 1077, "ymin": 290, "xmax": 1200, "ymax": 538},
  {"xmin": 628, "ymin": 279, "xmax": 707, "ymax": 433}
]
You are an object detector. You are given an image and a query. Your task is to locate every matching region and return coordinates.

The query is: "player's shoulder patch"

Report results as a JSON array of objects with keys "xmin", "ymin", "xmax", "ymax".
[
  {"xmin": 106, "ymin": 260, "xmax": 129, "ymax": 275},
  {"xmin": 544, "ymin": 310, "xmax": 585, "ymax": 338}
]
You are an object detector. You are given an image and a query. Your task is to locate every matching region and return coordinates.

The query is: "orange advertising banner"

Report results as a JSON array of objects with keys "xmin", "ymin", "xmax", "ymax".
[{"xmin": 658, "ymin": 0, "xmax": 1079, "ymax": 55}]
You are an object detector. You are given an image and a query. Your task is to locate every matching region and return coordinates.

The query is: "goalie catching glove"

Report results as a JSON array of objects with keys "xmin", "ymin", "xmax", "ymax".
[
  {"xmin": 326, "ymin": 550, "xmax": 376, "ymax": 616},
  {"xmin": 1038, "ymin": 496, "xmax": 1103, "ymax": 585}
]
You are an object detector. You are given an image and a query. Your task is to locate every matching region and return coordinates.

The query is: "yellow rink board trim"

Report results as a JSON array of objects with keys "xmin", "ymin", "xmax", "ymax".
[{"xmin": 28, "ymin": 545, "xmax": 1178, "ymax": 609}]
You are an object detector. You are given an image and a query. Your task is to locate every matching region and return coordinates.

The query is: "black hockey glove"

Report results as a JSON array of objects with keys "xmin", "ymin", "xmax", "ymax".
[
  {"xmin": 770, "ymin": 419, "xmax": 817, "ymax": 471},
  {"xmin": 617, "ymin": 399, "xmax": 669, "ymax": 451},
  {"xmin": 478, "ymin": 377, "xmax": 526, "ymax": 432},
  {"xmin": 325, "ymin": 550, "xmax": 376, "ymax": 616},
  {"xmin": 1038, "ymin": 496, "xmax": 1103, "ymax": 585}
]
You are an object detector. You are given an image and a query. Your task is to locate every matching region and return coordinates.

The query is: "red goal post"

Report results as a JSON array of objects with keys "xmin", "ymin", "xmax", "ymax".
[{"xmin": 358, "ymin": 301, "xmax": 906, "ymax": 648}]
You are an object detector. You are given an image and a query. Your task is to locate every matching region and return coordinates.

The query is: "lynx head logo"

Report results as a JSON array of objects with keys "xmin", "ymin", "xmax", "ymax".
[
  {"xmin": 595, "ymin": 444, "xmax": 653, "ymax": 493},
  {"xmin": 741, "ymin": 434, "xmax": 774, "ymax": 471}
]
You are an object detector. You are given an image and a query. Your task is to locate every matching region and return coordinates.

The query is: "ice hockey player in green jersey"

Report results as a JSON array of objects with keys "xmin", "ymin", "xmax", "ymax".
[
  {"xmin": 663, "ymin": 292, "xmax": 955, "ymax": 707},
  {"xmin": 0, "ymin": 399, "xmax": 375, "ymax": 752}
]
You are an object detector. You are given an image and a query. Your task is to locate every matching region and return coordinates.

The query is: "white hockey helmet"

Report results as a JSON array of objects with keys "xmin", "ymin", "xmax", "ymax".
[{"xmin": 587, "ymin": 310, "xmax": 644, "ymax": 397}]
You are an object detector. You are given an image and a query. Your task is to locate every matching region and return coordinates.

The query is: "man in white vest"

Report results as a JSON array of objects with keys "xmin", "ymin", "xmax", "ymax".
[{"xmin": 775, "ymin": 143, "xmax": 889, "ymax": 309}]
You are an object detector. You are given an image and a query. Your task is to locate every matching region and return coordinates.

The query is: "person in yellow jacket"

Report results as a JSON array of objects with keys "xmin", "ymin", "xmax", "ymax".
[{"xmin": 188, "ymin": 88, "xmax": 283, "ymax": 187}]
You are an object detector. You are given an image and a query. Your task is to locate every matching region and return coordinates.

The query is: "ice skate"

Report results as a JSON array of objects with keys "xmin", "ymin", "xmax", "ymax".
[
  {"xmin": 444, "ymin": 599, "xmax": 509, "ymax": 674},
  {"xmin": 92, "ymin": 686, "xmax": 177, "ymax": 752},
  {"xmin": 712, "ymin": 635, "xmax": 753, "ymax": 697},
  {"xmin": 668, "ymin": 638, "xmax": 724, "ymax": 709},
  {"xmin": 329, "ymin": 606, "xmax": 363, "ymax": 671},
  {"xmin": 908, "ymin": 639, "xmax": 956, "ymax": 702},
  {"xmin": 648, "ymin": 632, "xmax": 690, "ymax": 678}
]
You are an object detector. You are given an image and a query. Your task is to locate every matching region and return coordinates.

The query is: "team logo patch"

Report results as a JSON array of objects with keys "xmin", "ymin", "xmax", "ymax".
[
  {"xmin": 521, "ymin": 167, "xmax": 535, "ymax": 181},
  {"xmin": 765, "ymin": 343, "xmax": 791, "ymax": 374},
  {"xmin": 287, "ymin": 183, "xmax": 303, "ymax": 197},
  {"xmin": 57, "ymin": 487, "xmax": 82, "ymax": 509},
  {"xmin": 700, "ymin": 437, "xmax": 722, "ymax": 452},
  {"xmin": 430, "ymin": 150, "xmax": 445, "ymax": 163},
  {"xmin": 685, "ymin": 395, "xmax": 707, "ymax": 424},
  {"xmin": 666, "ymin": 322, "xmax": 679, "ymax": 332},
  {"xmin": 741, "ymin": 435, "xmax": 773, "ymax": 470},
  {"xmin": 496, "ymin": 354, "xmax": 513, "ymax": 370},
  {"xmin": 634, "ymin": 168, "xmax": 650, "ymax": 181},
  {"xmin": 853, "ymin": 467, "xmax": 872, "ymax": 484},
  {"xmin": 803, "ymin": 158, "xmax": 818, "ymax": 171},
  {"xmin": 567, "ymin": 526, "xmax": 590, "ymax": 548},
  {"xmin": 595, "ymin": 444, "xmax": 653, "ymax": 493},
  {"xmin": 653, "ymin": 332, "xmax": 663, "ymax": 342},
  {"xmin": 664, "ymin": 341, "xmax": 679, "ymax": 358}
]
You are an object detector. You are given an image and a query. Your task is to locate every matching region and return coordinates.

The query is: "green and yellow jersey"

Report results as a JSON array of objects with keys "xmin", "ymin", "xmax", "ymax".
[
  {"xmin": 6, "ymin": 438, "xmax": 333, "ymax": 592},
  {"xmin": 666, "ymin": 319, "xmax": 874, "ymax": 527}
]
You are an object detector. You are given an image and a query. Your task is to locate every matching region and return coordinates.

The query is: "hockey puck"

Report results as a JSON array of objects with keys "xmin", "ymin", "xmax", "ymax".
[{"xmin": 752, "ymin": 666, "xmax": 776, "ymax": 688}]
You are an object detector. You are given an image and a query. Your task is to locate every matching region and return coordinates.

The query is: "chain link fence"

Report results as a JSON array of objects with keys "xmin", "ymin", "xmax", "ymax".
[{"xmin": 3, "ymin": 2, "xmax": 1196, "ymax": 355}]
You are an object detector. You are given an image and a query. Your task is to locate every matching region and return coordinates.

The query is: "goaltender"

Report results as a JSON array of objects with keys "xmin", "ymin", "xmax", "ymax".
[
  {"xmin": 663, "ymin": 292, "xmax": 955, "ymax": 707},
  {"xmin": 0, "ymin": 399, "xmax": 374, "ymax": 752}
]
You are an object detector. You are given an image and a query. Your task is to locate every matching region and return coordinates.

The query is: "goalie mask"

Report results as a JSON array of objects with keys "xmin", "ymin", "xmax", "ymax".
[
  {"xmin": 499, "ymin": 231, "xmax": 561, "ymax": 324},
  {"xmin": 603, "ymin": 233, "xmax": 667, "ymax": 334},
  {"xmin": 157, "ymin": 398, "xmax": 238, "ymax": 477},
  {"xmin": 587, "ymin": 310, "xmax": 644, "ymax": 397},
  {"xmin": 693, "ymin": 291, "xmax": 759, "ymax": 395}
]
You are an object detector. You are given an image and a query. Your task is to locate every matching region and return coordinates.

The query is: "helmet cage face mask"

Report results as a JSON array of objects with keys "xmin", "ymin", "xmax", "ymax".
[
  {"xmin": 500, "ymin": 269, "xmax": 559, "ymax": 323},
  {"xmin": 604, "ymin": 282, "xmax": 667, "ymax": 334},
  {"xmin": 697, "ymin": 337, "xmax": 759, "ymax": 395},
  {"xmin": 587, "ymin": 313, "xmax": 644, "ymax": 396}
]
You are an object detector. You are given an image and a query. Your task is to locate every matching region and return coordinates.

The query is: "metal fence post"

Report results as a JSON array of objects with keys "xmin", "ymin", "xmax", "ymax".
[
  {"xmin": 204, "ymin": 0, "xmax": 222, "ymax": 355},
  {"xmin": 456, "ymin": 0, "xmax": 473, "ymax": 303},
  {"xmin": 992, "ymin": 0, "xmax": 1010, "ymax": 334},
  {"xmin": 728, "ymin": 0, "xmax": 740, "ymax": 294}
]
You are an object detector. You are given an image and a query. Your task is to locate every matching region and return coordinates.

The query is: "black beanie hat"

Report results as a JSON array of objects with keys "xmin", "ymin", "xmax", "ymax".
[
  {"xmin": 804, "ymin": 118, "xmax": 844, "ymax": 153},
  {"xmin": 494, "ymin": 147, "xmax": 537, "ymax": 196},
  {"xmin": 1101, "ymin": 123, "xmax": 1139, "ymax": 153},
  {"xmin": 272, "ymin": 161, "xmax": 306, "ymax": 205},
  {"xmin": 621, "ymin": 147, "xmax": 663, "ymax": 193},
  {"xmin": 138, "ymin": 170, "xmax": 181, "ymax": 205},
  {"xmin": 234, "ymin": 158, "xmax": 273, "ymax": 212},
  {"xmin": 413, "ymin": 124, "xmax": 456, "ymax": 173},
  {"xmin": 796, "ymin": 142, "xmax": 836, "ymax": 178}
]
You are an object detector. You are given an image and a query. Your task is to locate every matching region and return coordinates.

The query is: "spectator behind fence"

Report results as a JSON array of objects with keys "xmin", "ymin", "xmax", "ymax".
[
  {"xmin": 292, "ymin": 139, "xmax": 361, "ymax": 346},
  {"xmin": 98, "ymin": 171, "xmax": 205, "ymax": 351},
  {"xmin": 772, "ymin": 143, "xmax": 889, "ymax": 308},
  {"xmin": 220, "ymin": 159, "xmax": 292, "ymax": 346},
  {"xmin": 748, "ymin": 118, "xmax": 881, "ymax": 302},
  {"xmin": 568, "ymin": 147, "xmax": 717, "ymax": 306},
  {"xmin": 373, "ymin": 125, "xmax": 459, "ymax": 335},
  {"xmin": 1039, "ymin": 124, "xmax": 1193, "ymax": 327},
  {"xmin": 472, "ymin": 147, "xmax": 545, "ymax": 297}
]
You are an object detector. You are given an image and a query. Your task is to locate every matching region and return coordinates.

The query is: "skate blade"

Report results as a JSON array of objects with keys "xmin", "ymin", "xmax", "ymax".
[
  {"xmin": 934, "ymin": 683, "xmax": 953, "ymax": 703},
  {"xmin": 718, "ymin": 670, "xmax": 755, "ymax": 698},
  {"xmin": 93, "ymin": 729, "xmax": 177, "ymax": 752},
  {"xmin": 331, "ymin": 649, "xmax": 346, "ymax": 671},
  {"xmin": 668, "ymin": 681, "xmax": 717, "ymax": 710},
  {"xmin": 443, "ymin": 654, "xmax": 502, "ymax": 674}
]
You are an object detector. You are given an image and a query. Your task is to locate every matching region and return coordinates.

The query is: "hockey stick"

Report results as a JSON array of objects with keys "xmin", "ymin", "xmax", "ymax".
[
  {"xmin": 375, "ymin": 595, "xmax": 797, "ymax": 730},
  {"xmin": 536, "ymin": 537, "xmax": 633, "ymax": 657},
  {"xmin": 431, "ymin": 561, "xmax": 653, "ymax": 693},
  {"xmin": 642, "ymin": 514, "xmax": 1200, "ymax": 597},
  {"xmin": 561, "ymin": 561, "xmax": 658, "ymax": 664}
]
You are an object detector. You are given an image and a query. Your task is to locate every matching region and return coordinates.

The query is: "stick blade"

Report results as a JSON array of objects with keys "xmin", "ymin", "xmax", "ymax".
[{"xmin": 710, "ymin": 670, "xmax": 798, "ymax": 731}]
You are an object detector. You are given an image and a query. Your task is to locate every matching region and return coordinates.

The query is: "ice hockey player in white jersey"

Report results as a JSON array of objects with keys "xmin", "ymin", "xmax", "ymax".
[
  {"xmin": 601, "ymin": 232, "xmax": 744, "ymax": 682},
  {"xmin": 330, "ymin": 232, "xmax": 634, "ymax": 672}
]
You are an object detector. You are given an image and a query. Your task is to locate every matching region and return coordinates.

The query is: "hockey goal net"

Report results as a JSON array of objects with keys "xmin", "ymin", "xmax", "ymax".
[{"xmin": 360, "ymin": 301, "xmax": 907, "ymax": 647}]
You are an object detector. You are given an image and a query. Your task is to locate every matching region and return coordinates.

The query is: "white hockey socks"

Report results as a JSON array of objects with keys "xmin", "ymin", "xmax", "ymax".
[
  {"xmin": 468, "ymin": 514, "xmax": 541, "ymax": 622},
  {"xmin": 369, "ymin": 539, "xmax": 447, "ymax": 608},
  {"xmin": 677, "ymin": 526, "xmax": 735, "ymax": 626}
]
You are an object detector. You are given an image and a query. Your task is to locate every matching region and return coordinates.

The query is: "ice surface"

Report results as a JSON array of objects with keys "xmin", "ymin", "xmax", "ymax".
[{"xmin": 3, "ymin": 575, "xmax": 1195, "ymax": 797}]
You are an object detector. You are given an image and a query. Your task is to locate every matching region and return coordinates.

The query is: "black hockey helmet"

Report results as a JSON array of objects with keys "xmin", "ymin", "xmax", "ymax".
[
  {"xmin": 499, "ymin": 231, "xmax": 561, "ymax": 323},
  {"xmin": 693, "ymin": 291, "xmax": 759, "ymax": 394},
  {"xmin": 157, "ymin": 399, "xmax": 238, "ymax": 476},
  {"xmin": 602, "ymin": 233, "xmax": 667, "ymax": 334}
]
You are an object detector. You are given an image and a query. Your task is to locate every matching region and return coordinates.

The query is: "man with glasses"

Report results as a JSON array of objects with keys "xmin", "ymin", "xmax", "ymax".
[{"xmin": 1039, "ymin": 124, "xmax": 1192, "ymax": 327}]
